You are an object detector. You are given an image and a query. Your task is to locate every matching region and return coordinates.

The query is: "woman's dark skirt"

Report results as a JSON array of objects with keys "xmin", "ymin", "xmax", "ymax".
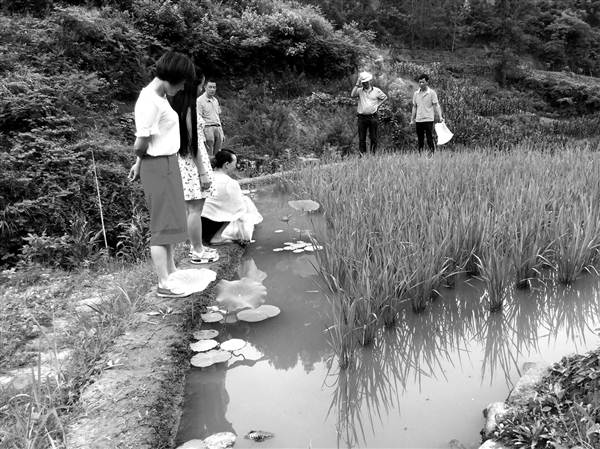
[{"xmin": 140, "ymin": 154, "xmax": 188, "ymax": 246}]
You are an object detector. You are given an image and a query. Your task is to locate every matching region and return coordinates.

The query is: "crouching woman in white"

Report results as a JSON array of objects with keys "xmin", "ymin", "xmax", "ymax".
[
  {"xmin": 128, "ymin": 51, "xmax": 195, "ymax": 298},
  {"xmin": 201, "ymin": 150, "xmax": 263, "ymax": 245}
]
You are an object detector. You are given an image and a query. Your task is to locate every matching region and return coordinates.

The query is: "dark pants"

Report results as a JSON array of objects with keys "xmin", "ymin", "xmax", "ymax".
[
  {"xmin": 358, "ymin": 114, "xmax": 379, "ymax": 154},
  {"xmin": 201, "ymin": 216, "xmax": 229, "ymax": 244},
  {"xmin": 416, "ymin": 121, "xmax": 435, "ymax": 153}
]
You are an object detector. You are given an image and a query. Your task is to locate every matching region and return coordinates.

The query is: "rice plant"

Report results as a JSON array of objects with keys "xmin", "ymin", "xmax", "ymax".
[
  {"xmin": 293, "ymin": 145, "xmax": 600, "ymax": 363},
  {"xmin": 551, "ymin": 198, "xmax": 600, "ymax": 285}
]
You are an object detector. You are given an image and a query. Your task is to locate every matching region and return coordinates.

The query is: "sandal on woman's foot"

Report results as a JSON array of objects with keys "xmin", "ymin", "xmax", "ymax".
[
  {"xmin": 190, "ymin": 248, "xmax": 220, "ymax": 264},
  {"xmin": 156, "ymin": 286, "xmax": 191, "ymax": 298}
]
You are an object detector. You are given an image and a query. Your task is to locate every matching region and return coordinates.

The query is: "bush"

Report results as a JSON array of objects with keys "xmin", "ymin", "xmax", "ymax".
[
  {"xmin": 51, "ymin": 6, "xmax": 154, "ymax": 100},
  {"xmin": 1, "ymin": 130, "xmax": 145, "ymax": 266},
  {"xmin": 0, "ymin": 0, "xmax": 53, "ymax": 17},
  {"xmin": 18, "ymin": 216, "xmax": 106, "ymax": 270},
  {"xmin": 132, "ymin": 0, "xmax": 373, "ymax": 79}
]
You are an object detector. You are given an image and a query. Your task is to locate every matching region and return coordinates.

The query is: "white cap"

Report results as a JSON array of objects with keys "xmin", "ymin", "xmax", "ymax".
[{"xmin": 358, "ymin": 71, "xmax": 373, "ymax": 83}]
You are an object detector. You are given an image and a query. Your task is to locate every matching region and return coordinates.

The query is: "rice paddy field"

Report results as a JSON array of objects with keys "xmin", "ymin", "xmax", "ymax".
[
  {"xmin": 176, "ymin": 180, "xmax": 600, "ymax": 448},
  {"xmin": 290, "ymin": 143, "xmax": 600, "ymax": 367}
]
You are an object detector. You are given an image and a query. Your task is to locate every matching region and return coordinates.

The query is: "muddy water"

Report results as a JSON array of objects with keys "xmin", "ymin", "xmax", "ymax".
[{"xmin": 176, "ymin": 185, "xmax": 600, "ymax": 448}]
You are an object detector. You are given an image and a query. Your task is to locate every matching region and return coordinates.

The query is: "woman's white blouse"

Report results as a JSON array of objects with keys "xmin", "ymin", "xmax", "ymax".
[
  {"xmin": 134, "ymin": 86, "xmax": 180, "ymax": 156},
  {"xmin": 202, "ymin": 172, "xmax": 246, "ymax": 222}
]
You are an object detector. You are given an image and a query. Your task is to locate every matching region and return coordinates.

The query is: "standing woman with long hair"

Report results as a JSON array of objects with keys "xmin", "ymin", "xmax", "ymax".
[
  {"xmin": 170, "ymin": 80, "xmax": 219, "ymax": 264},
  {"xmin": 128, "ymin": 51, "xmax": 195, "ymax": 298}
]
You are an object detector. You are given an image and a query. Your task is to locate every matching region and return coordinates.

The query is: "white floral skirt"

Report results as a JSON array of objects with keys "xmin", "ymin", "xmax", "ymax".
[{"xmin": 178, "ymin": 153, "xmax": 214, "ymax": 201}]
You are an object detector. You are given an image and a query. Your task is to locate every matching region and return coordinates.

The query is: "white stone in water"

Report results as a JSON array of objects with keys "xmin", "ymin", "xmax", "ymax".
[
  {"xmin": 200, "ymin": 312, "xmax": 224, "ymax": 323},
  {"xmin": 282, "ymin": 247, "xmax": 294, "ymax": 251},
  {"xmin": 203, "ymin": 432, "xmax": 236, "ymax": 449},
  {"xmin": 292, "ymin": 249, "xmax": 304, "ymax": 253},
  {"xmin": 304, "ymin": 246, "xmax": 315, "ymax": 252},
  {"xmin": 274, "ymin": 229, "xmax": 284, "ymax": 233},
  {"xmin": 193, "ymin": 329, "xmax": 219, "ymax": 340},
  {"xmin": 482, "ymin": 402, "xmax": 509, "ymax": 438},
  {"xmin": 283, "ymin": 242, "xmax": 295, "ymax": 246},
  {"xmin": 190, "ymin": 339, "xmax": 218, "ymax": 352},
  {"xmin": 255, "ymin": 304, "xmax": 281, "ymax": 318},
  {"xmin": 190, "ymin": 350, "xmax": 232, "ymax": 368},
  {"xmin": 220, "ymin": 338, "xmax": 246, "ymax": 352},
  {"xmin": 272, "ymin": 248, "xmax": 284, "ymax": 252}
]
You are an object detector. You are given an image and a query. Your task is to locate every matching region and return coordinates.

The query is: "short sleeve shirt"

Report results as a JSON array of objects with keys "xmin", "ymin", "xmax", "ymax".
[
  {"xmin": 357, "ymin": 87, "xmax": 387, "ymax": 114},
  {"xmin": 197, "ymin": 93, "xmax": 221, "ymax": 126},
  {"xmin": 134, "ymin": 87, "xmax": 180, "ymax": 156},
  {"xmin": 412, "ymin": 87, "xmax": 439, "ymax": 122}
]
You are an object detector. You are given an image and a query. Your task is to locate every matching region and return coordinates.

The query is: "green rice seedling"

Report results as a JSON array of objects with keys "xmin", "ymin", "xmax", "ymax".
[
  {"xmin": 475, "ymin": 231, "xmax": 515, "ymax": 313},
  {"xmin": 323, "ymin": 291, "xmax": 359, "ymax": 370},
  {"xmin": 552, "ymin": 198, "xmax": 600, "ymax": 285},
  {"xmin": 296, "ymin": 146, "xmax": 600, "ymax": 337}
]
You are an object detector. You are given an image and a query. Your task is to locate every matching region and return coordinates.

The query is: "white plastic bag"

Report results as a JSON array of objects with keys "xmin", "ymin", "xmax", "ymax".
[{"xmin": 435, "ymin": 121, "xmax": 454, "ymax": 145}]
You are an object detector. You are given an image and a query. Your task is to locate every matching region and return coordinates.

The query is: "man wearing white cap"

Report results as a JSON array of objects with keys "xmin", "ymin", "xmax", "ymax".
[{"xmin": 351, "ymin": 71, "xmax": 387, "ymax": 154}]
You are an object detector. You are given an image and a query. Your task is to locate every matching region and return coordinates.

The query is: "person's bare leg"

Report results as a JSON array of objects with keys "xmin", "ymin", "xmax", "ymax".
[
  {"xmin": 186, "ymin": 199, "xmax": 206, "ymax": 253},
  {"xmin": 166, "ymin": 244, "xmax": 176, "ymax": 275},
  {"xmin": 151, "ymin": 245, "xmax": 170, "ymax": 288}
]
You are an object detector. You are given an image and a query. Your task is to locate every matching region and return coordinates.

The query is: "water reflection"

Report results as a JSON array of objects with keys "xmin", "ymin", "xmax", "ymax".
[
  {"xmin": 326, "ymin": 277, "xmax": 600, "ymax": 448},
  {"xmin": 177, "ymin": 366, "xmax": 235, "ymax": 440}
]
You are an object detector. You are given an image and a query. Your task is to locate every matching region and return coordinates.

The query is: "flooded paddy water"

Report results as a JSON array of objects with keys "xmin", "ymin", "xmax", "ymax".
[{"xmin": 176, "ymin": 185, "xmax": 600, "ymax": 448}]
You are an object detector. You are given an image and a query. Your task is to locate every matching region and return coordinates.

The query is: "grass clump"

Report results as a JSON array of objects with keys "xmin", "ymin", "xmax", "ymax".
[{"xmin": 0, "ymin": 261, "xmax": 155, "ymax": 448}]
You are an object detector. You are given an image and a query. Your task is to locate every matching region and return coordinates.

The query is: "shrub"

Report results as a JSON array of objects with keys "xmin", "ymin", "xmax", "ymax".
[
  {"xmin": 1, "ymin": 130, "xmax": 145, "ymax": 266},
  {"xmin": 50, "ymin": 6, "xmax": 154, "ymax": 100},
  {"xmin": 132, "ymin": 0, "xmax": 373, "ymax": 80},
  {"xmin": 18, "ymin": 216, "xmax": 106, "ymax": 270},
  {"xmin": 0, "ymin": 0, "xmax": 53, "ymax": 17}
]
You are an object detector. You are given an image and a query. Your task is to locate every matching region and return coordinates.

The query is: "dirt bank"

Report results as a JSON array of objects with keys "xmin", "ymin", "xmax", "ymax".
[
  {"xmin": 0, "ymin": 244, "xmax": 244, "ymax": 449},
  {"xmin": 65, "ymin": 245, "xmax": 244, "ymax": 449}
]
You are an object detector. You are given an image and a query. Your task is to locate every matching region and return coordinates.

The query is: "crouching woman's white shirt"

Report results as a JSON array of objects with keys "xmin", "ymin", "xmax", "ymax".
[{"xmin": 202, "ymin": 172, "xmax": 263, "ymax": 241}]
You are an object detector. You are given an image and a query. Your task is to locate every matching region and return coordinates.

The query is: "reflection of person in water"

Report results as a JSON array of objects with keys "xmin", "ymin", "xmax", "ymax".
[
  {"xmin": 176, "ymin": 367, "xmax": 235, "ymax": 440},
  {"xmin": 235, "ymin": 256, "xmax": 330, "ymax": 372}
]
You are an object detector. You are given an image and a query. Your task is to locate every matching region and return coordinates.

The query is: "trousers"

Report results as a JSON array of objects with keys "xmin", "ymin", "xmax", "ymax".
[
  {"xmin": 357, "ymin": 114, "xmax": 378, "ymax": 154},
  {"xmin": 416, "ymin": 121, "xmax": 435, "ymax": 153}
]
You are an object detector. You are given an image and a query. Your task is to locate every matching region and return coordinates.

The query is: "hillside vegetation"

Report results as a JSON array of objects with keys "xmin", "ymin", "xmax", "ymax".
[{"xmin": 1, "ymin": 0, "xmax": 600, "ymax": 267}]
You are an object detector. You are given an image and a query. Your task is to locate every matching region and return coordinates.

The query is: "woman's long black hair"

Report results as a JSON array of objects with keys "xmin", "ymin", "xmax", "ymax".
[{"xmin": 170, "ymin": 80, "xmax": 200, "ymax": 158}]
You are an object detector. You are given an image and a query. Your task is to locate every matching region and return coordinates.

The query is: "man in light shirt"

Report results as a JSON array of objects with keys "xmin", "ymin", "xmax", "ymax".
[
  {"xmin": 351, "ymin": 71, "xmax": 388, "ymax": 154},
  {"xmin": 197, "ymin": 80, "xmax": 223, "ymax": 155},
  {"xmin": 410, "ymin": 73, "xmax": 444, "ymax": 155}
]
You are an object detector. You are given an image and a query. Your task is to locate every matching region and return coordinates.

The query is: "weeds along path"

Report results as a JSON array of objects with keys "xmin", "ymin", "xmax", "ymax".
[{"xmin": 0, "ymin": 245, "xmax": 243, "ymax": 449}]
